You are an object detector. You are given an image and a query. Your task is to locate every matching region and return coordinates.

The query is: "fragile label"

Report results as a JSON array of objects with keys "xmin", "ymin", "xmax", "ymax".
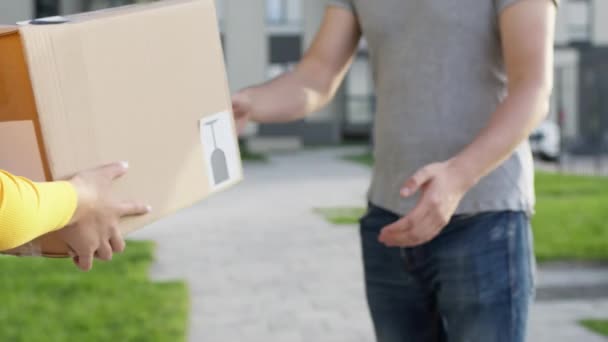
[{"xmin": 199, "ymin": 111, "xmax": 241, "ymax": 192}]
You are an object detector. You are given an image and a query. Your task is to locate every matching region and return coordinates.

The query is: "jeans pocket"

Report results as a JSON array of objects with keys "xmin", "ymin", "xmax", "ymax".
[
  {"xmin": 437, "ymin": 211, "xmax": 528, "ymax": 304},
  {"xmin": 359, "ymin": 203, "xmax": 400, "ymax": 233}
]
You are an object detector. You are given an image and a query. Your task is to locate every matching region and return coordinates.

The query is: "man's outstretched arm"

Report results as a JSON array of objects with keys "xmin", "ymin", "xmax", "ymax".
[{"xmin": 232, "ymin": 6, "xmax": 361, "ymax": 129}]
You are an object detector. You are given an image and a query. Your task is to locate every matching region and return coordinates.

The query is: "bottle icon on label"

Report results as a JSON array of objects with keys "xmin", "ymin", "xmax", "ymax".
[{"xmin": 205, "ymin": 119, "xmax": 229, "ymax": 185}]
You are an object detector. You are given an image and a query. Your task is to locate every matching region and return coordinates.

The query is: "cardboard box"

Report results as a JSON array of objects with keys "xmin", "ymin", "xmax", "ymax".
[{"xmin": 0, "ymin": 0, "xmax": 242, "ymax": 257}]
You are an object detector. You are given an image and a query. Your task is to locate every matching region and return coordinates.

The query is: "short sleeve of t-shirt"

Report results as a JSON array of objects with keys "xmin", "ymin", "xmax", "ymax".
[
  {"xmin": 327, "ymin": 0, "xmax": 356, "ymax": 13},
  {"xmin": 495, "ymin": 0, "xmax": 558, "ymax": 13}
]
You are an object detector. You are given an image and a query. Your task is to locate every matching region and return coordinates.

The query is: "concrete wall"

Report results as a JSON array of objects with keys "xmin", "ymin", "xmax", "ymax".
[
  {"xmin": 2, "ymin": 0, "xmax": 602, "ymax": 147},
  {"xmin": 0, "ymin": 0, "xmax": 34, "ymax": 23},
  {"xmin": 554, "ymin": 4, "xmax": 569, "ymax": 46},
  {"xmin": 60, "ymin": 0, "xmax": 86, "ymax": 14},
  {"xmin": 553, "ymin": 48, "xmax": 580, "ymax": 139},
  {"xmin": 224, "ymin": 0, "xmax": 267, "ymax": 92},
  {"xmin": 222, "ymin": 0, "xmax": 267, "ymax": 137},
  {"xmin": 592, "ymin": 0, "xmax": 608, "ymax": 46},
  {"xmin": 0, "ymin": 0, "xmax": 90, "ymax": 22}
]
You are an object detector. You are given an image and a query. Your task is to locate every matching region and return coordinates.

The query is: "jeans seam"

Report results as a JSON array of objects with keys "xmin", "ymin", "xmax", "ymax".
[
  {"xmin": 508, "ymin": 212, "xmax": 516, "ymax": 342},
  {"xmin": 527, "ymin": 224, "xmax": 537, "ymax": 300}
]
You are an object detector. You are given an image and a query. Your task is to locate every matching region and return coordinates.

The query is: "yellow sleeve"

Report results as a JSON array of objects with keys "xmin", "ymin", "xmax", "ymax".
[{"xmin": 0, "ymin": 170, "xmax": 78, "ymax": 251}]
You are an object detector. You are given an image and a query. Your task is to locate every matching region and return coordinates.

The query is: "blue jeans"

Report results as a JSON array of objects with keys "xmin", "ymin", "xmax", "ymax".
[{"xmin": 360, "ymin": 204, "xmax": 536, "ymax": 342}]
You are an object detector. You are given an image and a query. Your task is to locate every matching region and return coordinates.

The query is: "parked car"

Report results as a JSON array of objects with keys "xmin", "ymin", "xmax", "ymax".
[{"xmin": 529, "ymin": 120, "xmax": 561, "ymax": 162}]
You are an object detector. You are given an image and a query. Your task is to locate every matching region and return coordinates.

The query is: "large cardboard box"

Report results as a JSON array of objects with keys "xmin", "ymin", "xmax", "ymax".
[{"xmin": 0, "ymin": 0, "xmax": 242, "ymax": 257}]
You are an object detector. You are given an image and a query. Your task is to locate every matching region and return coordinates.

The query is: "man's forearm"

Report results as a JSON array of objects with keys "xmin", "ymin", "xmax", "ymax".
[
  {"xmin": 449, "ymin": 83, "xmax": 552, "ymax": 189},
  {"xmin": 243, "ymin": 73, "xmax": 320, "ymax": 123},
  {"xmin": 245, "ymin": 58, "xmax": 345, "ymax": 123}
]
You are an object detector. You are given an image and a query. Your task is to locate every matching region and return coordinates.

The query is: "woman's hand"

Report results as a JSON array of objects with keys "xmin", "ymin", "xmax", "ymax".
[{"xmin": 59, "ymin": 162, "xmax": 151, "ymax": 271}]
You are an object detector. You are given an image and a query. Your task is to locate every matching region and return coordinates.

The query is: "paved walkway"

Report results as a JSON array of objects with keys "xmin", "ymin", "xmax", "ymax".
[
  {"xmin": 536, "ymin": 155, "xmax": 608, "ymax": 176},
  {"xmin": 133, "ymin": 147, "xmax": 608, "ymax": 342}
]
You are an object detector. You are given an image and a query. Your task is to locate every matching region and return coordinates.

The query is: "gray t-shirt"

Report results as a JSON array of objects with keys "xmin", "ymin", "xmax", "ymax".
[{"xmin": 329, "ymin": 0, "xmax": 556, "ymax": 216}]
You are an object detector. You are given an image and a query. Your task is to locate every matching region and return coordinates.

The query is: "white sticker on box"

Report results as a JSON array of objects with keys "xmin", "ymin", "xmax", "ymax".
[{"xmin": 199, "ymin": 111, "xmax": 240, "ymax": 191}]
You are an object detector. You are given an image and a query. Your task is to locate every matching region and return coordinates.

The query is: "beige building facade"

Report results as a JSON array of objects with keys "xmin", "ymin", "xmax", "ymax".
[{"xmin": 1, "ymin": 0, "xmax": 606, "ymax": 146}]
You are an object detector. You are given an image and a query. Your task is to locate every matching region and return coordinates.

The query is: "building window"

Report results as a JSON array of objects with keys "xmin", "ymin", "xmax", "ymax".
[
  {"xmin": 36, "ymin": 0, "xmax": 60, "ymax": 17},
  {"xmin": 267, "ymin": 63, "xmax": 295, "ymax": 79},
  {"xmin": 567, "ymin": 0, "xmax": 591, "ymax": 42},
  {"xmin": 267, "ymin": 34, "xmax": 301, "ymax": 79},
  {"xmin": 266, "ymin": 0, "xmax": 301, "ymax": 26},
  {"xmin": 83, "ymin": 0, "xmax": 157, "ymax": 11}
]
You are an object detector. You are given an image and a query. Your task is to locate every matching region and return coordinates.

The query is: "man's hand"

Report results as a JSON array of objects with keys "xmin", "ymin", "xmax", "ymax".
[
  {"xmin": 58, "ymin": 162, "xmax": 151, "ymax": 272},
  {"xmin": 232, "ymin": 90, "xmax": 254, "ymax": 135},
  {"xmin": 378, "ymin": 161, "xmax": 473, "ymax": 247}
]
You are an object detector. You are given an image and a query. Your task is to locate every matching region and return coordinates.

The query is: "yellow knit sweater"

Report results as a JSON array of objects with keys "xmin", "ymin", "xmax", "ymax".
[{"xmin": 0, "ymin": 170, "xmax": 77, "ymax": 251}]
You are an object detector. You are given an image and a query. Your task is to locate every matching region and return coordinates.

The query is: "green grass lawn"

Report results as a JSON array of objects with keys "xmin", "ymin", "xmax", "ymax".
[
  {"xmin": 0, "ymin": 241, "xmax": 188, "ymax": 342},
  {"xmin": 534, "ymin": 172, "xmax": 608, "ymax": 261},
  {"xmin": 581, "ymin": 320, "xmax": 608, "ymax": 337},
  {"xmin": 323, "ymin": 153, "xmax": 608, "ymax": 262},
  {"xmin": 343, "ymin": 153, "xmax": 374, "ymax": 167},
  {"xmin": 315, "ymin": 208, "xmax": 366, "ymax": 225},
  {"xmin": 239, "ymin": 140, "xmax": 267, "ymax": 162}
]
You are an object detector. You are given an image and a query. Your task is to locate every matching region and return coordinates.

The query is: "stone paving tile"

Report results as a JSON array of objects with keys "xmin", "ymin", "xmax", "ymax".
[
  {"xmin": 133, "ymin": 148, "xmax": 608, "ymax": 342},
  {"xmin": 529, "ymin": 300, "xmax": 608, "ymax": 342}
]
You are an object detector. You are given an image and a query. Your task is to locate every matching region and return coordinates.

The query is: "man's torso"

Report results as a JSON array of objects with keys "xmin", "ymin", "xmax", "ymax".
[{"xmin": 331, "ymin": 0, "xmax": 535, "ymax": 216}]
